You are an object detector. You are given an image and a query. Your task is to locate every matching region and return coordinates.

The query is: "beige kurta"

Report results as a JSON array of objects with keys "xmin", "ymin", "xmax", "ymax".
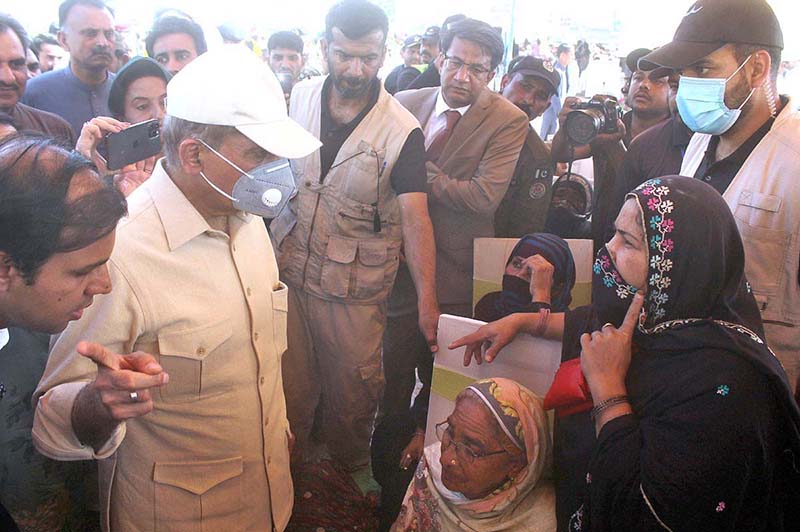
[{"xmin": 32, "ymin": 161, "xmax": 293, "ymax": 531}]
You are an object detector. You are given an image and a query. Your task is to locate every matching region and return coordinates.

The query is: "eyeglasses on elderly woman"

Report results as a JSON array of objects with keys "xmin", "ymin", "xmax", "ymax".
[{"xmin": 434, "ymin": 420, "xmax": 509, "ymax": 464}]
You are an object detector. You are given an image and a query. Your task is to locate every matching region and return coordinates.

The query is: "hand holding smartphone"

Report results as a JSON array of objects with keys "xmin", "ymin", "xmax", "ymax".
[{"xmin": 97, "ymin": 119, "xmax": 162, "ymax": 171}]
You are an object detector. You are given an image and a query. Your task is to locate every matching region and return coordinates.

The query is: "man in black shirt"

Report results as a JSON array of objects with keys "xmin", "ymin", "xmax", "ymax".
[
  {"xmin": 611, "ymin": 69, "xmax": 693, "ymax": 221},
  {"xmin": 642, "ymin": 0, "xmax": 800, "ymax": 391},
  {"xmin": 384, "ymin": 35, "xmax": 420, "ymax": 94},
  {"xmin": 273, "ymin": 0, "xmax": 438, "ymax": 489},
  {"xmin": 397, "ymin": 15, "xmax": 467, "ymax": 92}
]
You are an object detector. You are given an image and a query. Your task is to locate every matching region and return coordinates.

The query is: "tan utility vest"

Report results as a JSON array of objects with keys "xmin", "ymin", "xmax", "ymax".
[
  {"xmin": 680, "ymin": 100, "xmax": 800, "ymax": 329},
  {"xmin": 272, "ymin": 76, "xmax": 419, "ymax": 305}
]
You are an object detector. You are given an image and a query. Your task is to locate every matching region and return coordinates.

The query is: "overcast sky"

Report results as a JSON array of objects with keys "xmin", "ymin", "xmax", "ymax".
[{"xmin": 7, "ymin": 0, "xmax": 800, "ymax": 58}]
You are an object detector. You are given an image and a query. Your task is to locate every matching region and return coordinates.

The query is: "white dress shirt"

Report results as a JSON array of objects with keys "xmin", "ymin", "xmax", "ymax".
[{"xmin": 424, "ymin": 89, "xmax": 471, "ymax": 149}]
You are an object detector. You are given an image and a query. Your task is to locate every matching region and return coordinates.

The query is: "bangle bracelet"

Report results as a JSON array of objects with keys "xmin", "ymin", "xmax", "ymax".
[
  {"xmin": 532, "ymin": 308, "xmax": 551, "ymax": 336},
  {"xmin": 590, "ymin": 395, "xmax": 629, "ymax": 420}
]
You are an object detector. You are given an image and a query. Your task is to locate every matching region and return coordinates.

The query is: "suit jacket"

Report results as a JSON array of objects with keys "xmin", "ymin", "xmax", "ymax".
[{"xmin": 395, "ymin": 86, "xmax": 528, "ymax": 307}]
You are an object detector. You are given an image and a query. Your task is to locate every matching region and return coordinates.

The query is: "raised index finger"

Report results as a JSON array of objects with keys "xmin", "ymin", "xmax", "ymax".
[
  {"xmin": 449, "ymin": 330, "xmax": 486, "ymax": 350},
  {"xmin": 77, "ymin": 341, "xmax": 121, "ymax": 371},
  {"xmin": 620, "ymin": 293, "xmax": 645, "ymax": 336}
]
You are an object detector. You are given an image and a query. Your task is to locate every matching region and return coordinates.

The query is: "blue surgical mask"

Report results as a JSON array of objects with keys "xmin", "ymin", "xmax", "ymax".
[
  {"xmin": 198, "ymin": 139, "xmax": 297, "ymax": 219},
  {"xmin": 676, "ymin": 55, "xmax": 755, "ymax": 135}
]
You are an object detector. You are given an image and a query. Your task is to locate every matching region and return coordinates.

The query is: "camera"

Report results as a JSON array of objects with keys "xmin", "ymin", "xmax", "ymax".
[{"xmin": 564, "ymin": 95, "xmax": 623, "ymax": 145}]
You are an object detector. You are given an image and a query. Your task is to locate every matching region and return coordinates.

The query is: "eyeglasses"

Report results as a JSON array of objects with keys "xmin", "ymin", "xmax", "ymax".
[
  {"xmin": 435, "ymin": 420, "xmax": 509, "ymax": 464},
  {"xmin": 442, "ymin": 54, "xmax": 492, "ymax": 78}
]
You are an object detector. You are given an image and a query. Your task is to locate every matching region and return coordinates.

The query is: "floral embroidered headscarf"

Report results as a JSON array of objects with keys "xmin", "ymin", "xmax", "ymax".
[{"xmin": 627, "ymin": 176, "xmax": 763, "ymax": 335}]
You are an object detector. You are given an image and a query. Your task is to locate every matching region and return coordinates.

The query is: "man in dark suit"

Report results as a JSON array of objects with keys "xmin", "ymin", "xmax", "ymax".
[
  {"xmin": 378, "ymin": 17, "xmax": 528, "ymax": 482},
  {"xmin": 0, "ymin": 136, "xmax": 127, "ymax": 531}
]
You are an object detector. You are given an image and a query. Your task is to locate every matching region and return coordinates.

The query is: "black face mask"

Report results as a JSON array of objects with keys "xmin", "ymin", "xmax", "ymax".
[
  {"xmin": 545, "ymin": 207, "xmax": 590, "ymax": 239},
  {"xmin": 491, "ymin": 274, "xmax": 539, "ymax": 316},
  {"xmin": 591, "ymin": 245, "xmax": 639, "ymax": 328},
  {"xmin": 501, "ymin": 274, "xmax": 531, "ymax": 299}
]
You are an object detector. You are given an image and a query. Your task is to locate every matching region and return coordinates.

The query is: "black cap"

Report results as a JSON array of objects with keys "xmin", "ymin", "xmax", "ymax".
[
  {"xmin": 422, "ymin": 26, "xmax": 439, "ymax": 42},
  {"xmin": 642, "ymin": 0, "xmax": 783, "ymax": 69},
  {"xmin": 625, "ymin": 48, "xmax": 652, "ymax": 73},
  {"xmin": 403, "ymin": 35, "xmax": 421, "ymax": 48},
  {"xmin": 507, "ymin": 56, "xmax": 561, "ymax": 94},
  {"xmin": 108, "ymin": 57, "xmax": 172, "ymax": 119}
]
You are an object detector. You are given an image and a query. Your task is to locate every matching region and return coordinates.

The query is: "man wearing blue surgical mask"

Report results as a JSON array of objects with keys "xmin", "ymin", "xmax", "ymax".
[
  {"xmin": 642, "ymin": 0, "xmax": 800, "ymax": 394},
  {"xmin": 33, "ymin": 45, "xmax": 321, "ymax": 531}
]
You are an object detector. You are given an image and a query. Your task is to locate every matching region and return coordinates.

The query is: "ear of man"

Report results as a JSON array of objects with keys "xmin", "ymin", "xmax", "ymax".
[
  {"xmin": 178, "ymin": 138, "xmax": 203, "ymax": 175},
  {"xmin": 0, "ymin": 252, "xmax": 19, "ymax": 292}
]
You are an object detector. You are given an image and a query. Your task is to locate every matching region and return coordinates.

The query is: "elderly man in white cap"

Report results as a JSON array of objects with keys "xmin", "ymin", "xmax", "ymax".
[{"xmin": 32, "ymin": 45, "xmax": 320, "ymax": 532}]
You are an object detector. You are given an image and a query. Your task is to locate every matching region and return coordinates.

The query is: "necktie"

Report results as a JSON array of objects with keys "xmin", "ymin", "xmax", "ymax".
[{"xmin": 426, "ymin": 109, "xmax": 461, "ymax": 162}]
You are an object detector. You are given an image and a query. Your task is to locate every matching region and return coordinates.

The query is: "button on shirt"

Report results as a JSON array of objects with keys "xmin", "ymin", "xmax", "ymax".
[
  {"xmin": 22, "ymin": 65, "xmax": 115, "ymax": 138},
  {"xmin": 693, "ymin": 117, "xmax": 774, "ymax": 195},
  {"xmin": 33, "ymin": 161, "xmax": 292, "ymax": 531},
  {"xmin": 424, "ymin": 90, "xmax": 471, "ymax": 149}
]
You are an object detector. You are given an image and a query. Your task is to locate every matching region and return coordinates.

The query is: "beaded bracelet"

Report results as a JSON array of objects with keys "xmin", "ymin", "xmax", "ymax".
[{"xmin": 590, "ymin": 395, "xmax": 630, "ymax": 420}]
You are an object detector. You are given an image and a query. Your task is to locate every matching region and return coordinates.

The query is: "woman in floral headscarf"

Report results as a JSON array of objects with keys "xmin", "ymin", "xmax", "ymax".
[
  {"xmin": 391, "ymin": 378, "xmax": 555, "ymax": 532},
  {"xmin": 451, "ymin": 177, "xmax": 800, "ymax": 531}
]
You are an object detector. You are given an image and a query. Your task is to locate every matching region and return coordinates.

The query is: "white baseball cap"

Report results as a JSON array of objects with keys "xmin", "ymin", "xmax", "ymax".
[{"xmin": 166, "ymin": 44, "xmax": 321, "ymax": 159}]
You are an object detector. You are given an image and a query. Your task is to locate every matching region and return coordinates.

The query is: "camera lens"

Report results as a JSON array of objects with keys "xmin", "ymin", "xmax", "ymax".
[
  {"xmin": 565, "ymin": 110, "xmax": 603, "ymax": 145},
  {"xmin": 149, "ymin": 122, "xmax": 160, "ymax": 138}
]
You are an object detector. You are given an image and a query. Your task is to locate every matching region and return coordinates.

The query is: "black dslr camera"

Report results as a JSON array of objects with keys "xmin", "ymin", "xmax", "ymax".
[{"xmin": 564, "ymin": 95, "xmax": 623, "ymax": 145}]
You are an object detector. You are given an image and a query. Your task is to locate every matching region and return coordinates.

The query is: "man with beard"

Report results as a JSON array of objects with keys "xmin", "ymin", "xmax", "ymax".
[
  {"xmin": 22, "ymin": 0, "xmax": 116, "ymax": 138},
  {"xmin": 0, "ymin": 14, "xmax": 73, "ymax": 143},
  {"xmin": 494, "ymin": 56, "xmax": 561, "ymax": 237},
  {"xmin": 643, "ymin": 0, "xmax": 800, "ymax": 392},
  {"xmin": 270, "ymin": 0, "xmax": 437, "ymax": 487}
]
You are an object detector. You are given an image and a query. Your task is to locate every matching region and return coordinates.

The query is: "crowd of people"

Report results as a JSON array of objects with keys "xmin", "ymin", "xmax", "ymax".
[{"xmin": 0, "ymin": 0, "xmax": 798, "ymax": 530}]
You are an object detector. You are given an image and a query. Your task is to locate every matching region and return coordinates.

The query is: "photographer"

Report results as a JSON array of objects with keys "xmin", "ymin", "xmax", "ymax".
[
  {"xmin": 549, "ymin": 93, "xmax": 626, "ymax": 252},
  {"xmin": 550, "ymin": 49, "xmax": 671, "ymax": 252},
  {"xmin": 76, "ymin": 57, "xmax": 171, "ymax": 196}
]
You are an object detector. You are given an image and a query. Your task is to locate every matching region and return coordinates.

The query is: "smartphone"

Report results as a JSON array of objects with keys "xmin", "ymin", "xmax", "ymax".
[{"xmin": 100, "ymin": 119, "xmax": 161, "ymax": 171}]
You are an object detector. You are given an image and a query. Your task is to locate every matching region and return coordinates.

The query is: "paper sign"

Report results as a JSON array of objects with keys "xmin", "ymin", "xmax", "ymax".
[{"xmin": 425, "ymin": 314, "xmax": 562, "ymax": 444}]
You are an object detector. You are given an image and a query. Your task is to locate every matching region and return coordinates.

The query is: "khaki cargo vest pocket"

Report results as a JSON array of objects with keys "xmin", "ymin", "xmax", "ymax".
[
  {"xmin": 153, "ymin": 457, "xmax": 243, "ymax": 532},
  {"xmin": 734, "ymin": 194, "xmax": 790, "ymax": 314},
  {"xmin": 354, "ymin": 240, "xmax": 389, "ymax": 299},
  {"xmin": 272, "ymin": 282, "xmax": 289, "ymax": 356},
  {"xmin": 157, "ymin": 319, "xmax": 232, "ymax": 403},
  {"xmin": 320, "ymin": 235, "xmax": 358, "ymax": 298}
]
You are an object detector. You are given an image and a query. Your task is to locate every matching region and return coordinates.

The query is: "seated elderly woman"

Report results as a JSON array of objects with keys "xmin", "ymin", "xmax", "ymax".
[
  {"xmin": 474, "ymin": 233, "xmax": 576, "ymax": 323},
  {"xmin": 76, "ymin": 56, "xmax": 171, "ymax": 196},
  {"xmin": 452, "ymin": 176, "xmax": 800, "ymax": 530},
  {"xmin": 391, "ymin": 378, "xmax": 555, "ymax": 531}
]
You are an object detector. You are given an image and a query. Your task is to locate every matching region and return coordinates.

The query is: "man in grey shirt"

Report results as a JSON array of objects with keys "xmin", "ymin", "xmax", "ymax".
[{"xmin": 22, "ymin": 0, "xmax": 115, "ymax": 137}]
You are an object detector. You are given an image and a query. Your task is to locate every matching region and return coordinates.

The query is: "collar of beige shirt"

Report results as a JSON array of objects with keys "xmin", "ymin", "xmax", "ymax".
[{"xmin": 145, "ymin": 159, "xmax": 251, "ymax": 252}]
